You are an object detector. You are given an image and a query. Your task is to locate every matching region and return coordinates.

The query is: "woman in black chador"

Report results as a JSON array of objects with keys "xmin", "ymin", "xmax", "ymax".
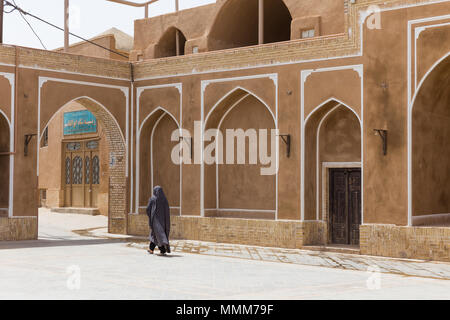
[{"xmin": 146, "ymin": 186, "xmax": 171, "ymax": 255}]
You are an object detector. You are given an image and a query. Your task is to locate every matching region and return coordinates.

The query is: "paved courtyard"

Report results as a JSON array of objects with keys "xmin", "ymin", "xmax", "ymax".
[{"xmin": 0, "ymin": 209, "xmax": 448, "ymax": 300}]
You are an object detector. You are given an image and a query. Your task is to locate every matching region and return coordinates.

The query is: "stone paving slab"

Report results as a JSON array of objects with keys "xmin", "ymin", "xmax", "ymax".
[{"xmin": 85, "ymin": 226, "xmax": 450, "ymax": 280}]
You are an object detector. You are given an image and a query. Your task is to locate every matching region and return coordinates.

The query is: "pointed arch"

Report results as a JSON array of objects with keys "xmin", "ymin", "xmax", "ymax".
[
  {"xmin": 409, "ymin": 52, "xmax": 450, "ymax": 226},
  {"xmin": 0, "ymin": 109, "xmax": 11, "ymax": 217},
  {"xmin": 155, "ymin": 26, "xmax": 187, "ymax": 58},
  {"xmin": 304, "ymin": 97, "xmax": 362, "ymax": 126},
  {"xmin": 203, "ymin": 85, "xmax": 277, "ymax": 219},
  {"xmin": 38, "ymin": 95, "xmax": 127, "ymax": 233},
  {"xmin": 138, "ymin": 106, "xmax": 180, "ymax": 134},
  {"xmin": 302, "ymin": 98, "xmax": 362, "ymax": 239},
  {"xmin": 39, "ymin": 96, "xmax": 125, "ymax": 145},
  {"xmin": 136, "ymin": 106, "xmax": 182, "ymax": 215},
  {"xmin": 205, "ymin": 86, "xmax": 277, "ymax": 130},
  {"xmin": 207, "ymin": 0, "xmax": 292, "ymax": 51}
]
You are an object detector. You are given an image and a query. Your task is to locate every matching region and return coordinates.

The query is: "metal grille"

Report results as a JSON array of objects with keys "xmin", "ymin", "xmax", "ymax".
[
  {"xmin": 72, "ymin": 156, "xmax": 83, "ymax": 185},
  {"xmin": 92, "ymin": 155, "xmax": 100, "ymax": 185},
  {"xmin": 86, "ymin": 140, "xmax": 99, "ymax": 150},
  {"xmin": 65, "ymin": 157, "xmax": 71, "ymax": 185},
  {"xmin": 85, "ymin": 156, "xmax": 91, "ymax": 184},
  {"xmin": 67, "ymin": 142, "xmax": 81, "ymax": 151}
]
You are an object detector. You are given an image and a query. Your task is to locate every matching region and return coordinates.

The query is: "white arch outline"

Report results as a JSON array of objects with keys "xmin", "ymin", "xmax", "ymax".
[
  {"xmin": 314, "ymin": 103, "xmax": 362, "ymax": 221},
  {"xmin": 301, "ymin": 64, "xmax": 364, "ymax": 227},
  {"xmin": 138, "ymin": 106, "xmax": 181, "ymax": 134},
  {"xmin": 302, "ymin": 95, "xmax": 363, "ymax": 223},
  {"xmin": 38, "ymin": 96, "xmax": 126, "ymax": 146},
  {"xmin": 408, "ymin": 51, "xmax": 450, "ymax": 226},
  {"xmin": 0, "ymin": 109, "xmax": 13, "ymax": 217},
  {"xmin": 304, "ymin": 97, "xmax": 362, "ymax": 126},
  {"xmin": 203, "ymin": 86, "xmax": 278, "ymax": 216},
  {"xmin": 204, "ymin": 86, "xmax": 277, "ymax": 130},
  {"xmin": 136, "ymin": 106, "xmax": 182, "ymax": 214},
  {"xmin": 37, "ymin": 95, "xmax": 127, "ymax": 222}
]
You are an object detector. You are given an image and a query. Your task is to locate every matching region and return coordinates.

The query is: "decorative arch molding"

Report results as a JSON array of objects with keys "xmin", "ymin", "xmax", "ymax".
[
  {"xmin": 407, "ymin": 14, "xmax": 450, "ymax": 103},
  {"xmin": 304, "ymin": 97, "xmax": 362, "ymax": 126},
  {"xmin": 304, "ymin": 101, "xmax": 362, "ymax": 222},
  {"xmin": 0, "ymin": 72, "xmax": 15, "ymax": 218},
  {"xmin": 204, "ymin": 85, "xmax": 277, "ymax": 130},
  {"xmin": 38, "ymin": 94, "xmax": 127, "ymax": 234},
  {"xmin": 0, "ymin": 108, "xmax": 13, "ymax": 218},
  {"xmin": 39, "ymin": 95, "xmax": 126, "ymax": 145},
  {"xmin": 407, "ymin": 51, "xmax": 450, "ymax": 226},
  {"xmin": 135, "ymin": 83, "xmax": 183, "ymax": 214},
  {"xmin": 135, "ymin": 105, "xmax": 182, "ymax": 214},
  {"xmin": 201, "ymin": 73, "xmax": 279, "ymax": 218},
  {"xmin": 300, "ymin": 65, "xmax": 364, "ymax": 222},
  {"xmin": 38, "ymin": 77, "xmax": 129, "ymax": 176}
]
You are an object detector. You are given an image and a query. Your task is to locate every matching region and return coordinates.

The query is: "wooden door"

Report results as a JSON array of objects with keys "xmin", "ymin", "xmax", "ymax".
[
  {"xmin": 64, "ymin": 140, "xmax": 100, "ymax": 208},
  {"xmin": 329, "ymin": 168, "xmax": 361, "ymax": 245}
]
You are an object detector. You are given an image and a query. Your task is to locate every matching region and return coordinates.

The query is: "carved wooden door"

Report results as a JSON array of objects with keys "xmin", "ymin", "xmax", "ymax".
[{"xmin": 330, "ymin": 168, "xmax": 361, "ymax": 245}]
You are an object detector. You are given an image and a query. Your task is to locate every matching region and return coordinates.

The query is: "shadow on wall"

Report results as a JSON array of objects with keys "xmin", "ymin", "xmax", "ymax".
[
  {"xmin": 207, "ymin": 0, "xmax": 292, "ymax": 51},
  {"xmin": 155, "ymin": 27, "xmax": 187, "ymax": 58},
  {"xmin": 0, "ymin": 112, "xmax": 9, "ymax": 216},
  {"xmin": 412, "ymin": 54, "xmax": 450, "ymax": 226}
]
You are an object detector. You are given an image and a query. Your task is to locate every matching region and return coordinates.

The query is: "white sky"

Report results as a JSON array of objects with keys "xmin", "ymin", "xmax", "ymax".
[{"xmin": 4, "ymin": 0, "xmax": 216, "ymax": 50}]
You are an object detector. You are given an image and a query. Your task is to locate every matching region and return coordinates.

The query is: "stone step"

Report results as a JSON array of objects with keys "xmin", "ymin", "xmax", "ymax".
[
  {"xmin": 303, "ymin": 245, "xmax": 361, "ymax": 255},
  {"xmin": 50, "ymin": 207, "xmax": 100, "ymax": 216}
]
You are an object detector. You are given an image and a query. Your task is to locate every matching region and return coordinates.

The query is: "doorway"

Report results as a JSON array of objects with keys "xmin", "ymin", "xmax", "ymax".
[
  {"xmin": 329, "ymin": 168, "xmax": 361, "ymax": 245},
  {"xmin": 63, "ymin": 139, "xmax": 100, "ymax": 208}
]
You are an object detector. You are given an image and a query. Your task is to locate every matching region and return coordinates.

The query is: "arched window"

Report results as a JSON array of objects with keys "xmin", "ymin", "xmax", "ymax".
[
  {"xmin": 155, "ymin": 27, "xmax": 187, "ymax": 58},
  {"xmin": 208, "ymin": 0, "xmax": 292, "ymax": 51}
]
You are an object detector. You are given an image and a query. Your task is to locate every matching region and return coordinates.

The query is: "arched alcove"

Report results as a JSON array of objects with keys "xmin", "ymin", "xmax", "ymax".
[
  {"xmin": 304, "ymin": 100, "xmax": 361, "ymax": 244},
  {"xmin": 411, "ymin": 54, "xmax": 450, "ymax": 226},
  {"xmin": 155, "ymin": 27, "xmax": 187, "ymax": 58},
  {"xmin": 0, "ymin": 111, "xmax": 10, "ymax": 217},
  {"xmin": 138, "ymin": 108, "xmax": 181, "ymax": 215},
  {"xmin": 208, "ymin": 0, "xmax": 292, "ymax": 51},
  {"xmin": 204, "ymin": 88, "xmax": 276, "ymax": 219}
]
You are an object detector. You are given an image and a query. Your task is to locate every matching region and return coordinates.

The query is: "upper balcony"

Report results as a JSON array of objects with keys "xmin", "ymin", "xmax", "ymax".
[{"xmin": 131, "ymin": 0, "xmax": 347, "ymax": 62}]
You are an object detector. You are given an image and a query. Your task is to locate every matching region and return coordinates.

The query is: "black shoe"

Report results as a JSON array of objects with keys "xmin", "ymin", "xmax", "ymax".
[{"xmin": 166, "ymin": 245, "xmax": 171, "ymax": 254}]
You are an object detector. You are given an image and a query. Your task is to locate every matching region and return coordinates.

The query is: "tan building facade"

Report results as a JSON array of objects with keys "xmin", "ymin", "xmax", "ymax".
[{"xmin": 0, "ymin": 0, "xmax": 449, "ymax": 262}]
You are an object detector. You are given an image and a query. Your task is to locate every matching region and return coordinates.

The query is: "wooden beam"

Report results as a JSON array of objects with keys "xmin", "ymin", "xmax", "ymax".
[
  {"xmin": 258, "ymin": 0, "xmax": 264, "ymax": 45},
  {"xmin": 64, "ymin": 0, "xmax": 69, "ymax": 52}
]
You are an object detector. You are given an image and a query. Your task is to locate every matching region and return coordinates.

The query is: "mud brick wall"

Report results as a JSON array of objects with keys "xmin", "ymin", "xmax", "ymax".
[
  {"xmin": 0, "ymin": 217, "xmax": 38, "ymax": 241},
  {"xmin": 360, "ymin": 224, "xmax": 450, "ymax": 262},
  {"xmin": 128, "ymin": 214, "xmax": 328, "ymax": 249}
]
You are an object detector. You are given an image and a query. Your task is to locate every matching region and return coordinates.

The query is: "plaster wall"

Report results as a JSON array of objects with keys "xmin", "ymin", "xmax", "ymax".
[
  {"xmin": 412, "ymin": 57, "xmax": 450, "ymax": 216},
  {"xmin": 55, "ymin": 34, "xmax": 129, "ymax": 61}
]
